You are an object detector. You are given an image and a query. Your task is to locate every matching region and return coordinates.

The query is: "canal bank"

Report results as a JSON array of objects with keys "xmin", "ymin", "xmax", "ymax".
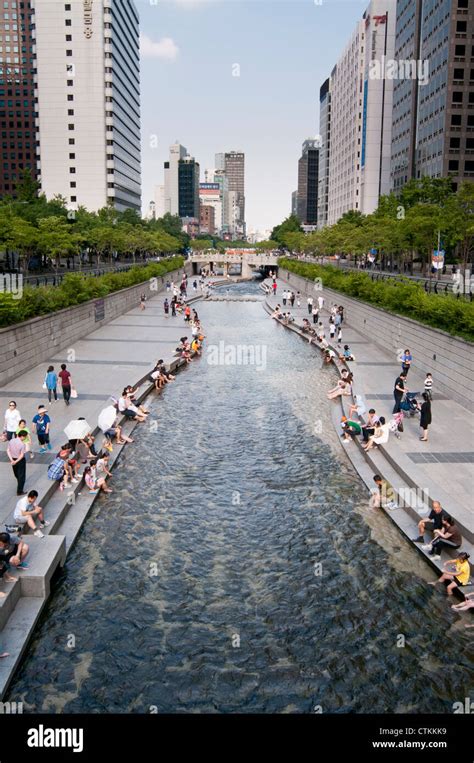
[{"xmin": 5, "ymin": 280, "xmax": 473, "ymax": 713}]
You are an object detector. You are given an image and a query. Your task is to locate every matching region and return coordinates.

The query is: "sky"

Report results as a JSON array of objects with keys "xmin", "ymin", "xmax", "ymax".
[{"xmin": 137, "ymin": 0, "xmax": 368, "ymax": 232}]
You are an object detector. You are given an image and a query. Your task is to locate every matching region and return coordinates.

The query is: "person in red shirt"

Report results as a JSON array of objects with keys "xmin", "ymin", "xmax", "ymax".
[{"xmin": 58, "ymin": 363, "xmax": 73, "ymax": 406}]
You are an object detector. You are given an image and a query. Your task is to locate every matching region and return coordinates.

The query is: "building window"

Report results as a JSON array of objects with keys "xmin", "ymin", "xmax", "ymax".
[
  {"xmin": 67, "ymin": 109, "xmax": 74, "ymax": 115},
  {"xmin": 453, "ymin": 68, "xmax": 464, "ymax": 80},
  {"xmin": 70, "ymin": 195, "xmax": 76, "ymax": 202},
  {"xmin": 66, "ymin": 49, "xmax": 72, "ymax": 56},
  {"xmin": 448, "ymin": 160, "xmax": 459, "ymax": 171},
  {"xmin": 456, "ymin": 21, "xmax": 467, "ymax": 32},
  {"xmin": 68, "ymin": 138, "xmax": 75, "ymax": 144},
  {"xmin": 455, "ymin": 45, "xmax": 465, "ymax": 56},
  {"xmin": 452, "ymin": 91, "xmax": 463, "ymax": 103},
  {"xmin": 65, "ymin": 19, "xmax": 71, "ymax": 26},
  {"xmin": 465, "ymin": 161, "xmax": 474, "ymax": 172},
  {"xmin": 450, "ymin": 137, "xmax": 461, "ymax": 148},
  {"xmin": 65, "ymin": 3, "xmax": 71, "ymax": 10},
  {"xmin": 451, "ymin": 114, "xmax": 462, "ymax": 125},
  {"xmin": 68, "ymin": 123, "xmax": 74, "ymax": 130},
  {"xmin": 70, "ymin": 181, "xmax": 76, "ymax": 187},
  {"xmin": 67, "ymin": 79, "xmax": 73, "ymax": 86},
  {"xmin": 69, "ymin": 152, "xmax": 75, "ymax": 159},
  {"xmin": 65, "ymin": 34, "xmax": 72, "ymax": 41},
  {"xmin": 69, "ymin": 167, "xmax": 75, "ymax": 173},
  {"xmin": 67, "ymin": 94, "xmax": 73, "ymax": 101}
]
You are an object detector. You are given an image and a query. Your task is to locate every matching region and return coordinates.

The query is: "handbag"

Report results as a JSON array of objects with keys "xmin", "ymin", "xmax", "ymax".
[
  {"xmin": 70, "ymin": 388, "xmax": 78, "ymax": 399},
  {"xmin": 42, "ymin": 380, "xmax": 47, "ymax": 390}
]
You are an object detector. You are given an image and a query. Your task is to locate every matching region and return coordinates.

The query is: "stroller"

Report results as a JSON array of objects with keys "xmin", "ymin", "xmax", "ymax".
[
  {"xmin": 400, "ymin": 391, "xmax": 419, "ymax": 417},
  {"xmin": 388, "ymin": 411, "xmax": 404, "ymax": 438}
]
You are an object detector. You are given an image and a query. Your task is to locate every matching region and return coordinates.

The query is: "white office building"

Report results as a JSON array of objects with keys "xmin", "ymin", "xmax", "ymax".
[
  {"xmin": 34, "ymin": 0, "xmax": 141, "ymax": 212},
  {"xmin": 327, "ymin": 0, "xmax": 396, "ymax": 224},
  {"xmin": 154, "ymin": 184, "xmax": 165, "ymax": 219},
  {"xmin": 164, "ymin": 142, "xmax": 187, "ymax": 216}
]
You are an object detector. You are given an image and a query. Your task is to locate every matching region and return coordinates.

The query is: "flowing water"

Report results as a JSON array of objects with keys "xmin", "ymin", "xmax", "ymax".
[{"xmin": 8, "ymin": 280, "xmax": 473, "ymax": 713}]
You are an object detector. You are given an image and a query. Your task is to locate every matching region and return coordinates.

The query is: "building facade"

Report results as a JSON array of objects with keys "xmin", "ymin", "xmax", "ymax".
[
  {"xmin": 178, "ymin": 155, "xmax": 199, "ymax": 219},
  {"xmin": 215, "ymin": 150, "xmax": 245, "ymax": 237},
  {"xmin": 317, "ymin": 78, "xmax": 331, "ymax": 229},
  {"xmin": 297, "ymin": 138, "xmax": 319, "ymax": 225},
  {"xmin": 391, "ymin": 0, "xmax": 474, "ymax": 192},
  {"xmin": 34, "ymin": 0, "xmax": 141, "ymax": 212},
  {"xmin": 0, "ymin": 0, "xmax": 37, "ymax": 198},
  {"xmin": 164, "ymin": 141, "xmax": 186, "ymax": 216},
  {"xmin": 199, "ymin": 204, "xmax": 215, "ymax": 235},
  {"xmin": 327, "ymin": 0, "xmax": 396, "ymax": 224},
  {"xmin": 199, "ymin": 181, "xmax": 222, "ymax": 234}
]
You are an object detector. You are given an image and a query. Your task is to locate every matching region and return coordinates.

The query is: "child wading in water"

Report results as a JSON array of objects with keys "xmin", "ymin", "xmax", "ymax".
[{"xmin": 83, "ymin": 465, "xmax": 112, "ymax": 494}]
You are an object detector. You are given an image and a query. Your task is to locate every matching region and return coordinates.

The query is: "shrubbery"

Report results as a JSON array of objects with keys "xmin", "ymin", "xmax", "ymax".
[
  {"xmin": 0, "ymin": 257, "xmax": 184, "ymax": 327},
  {"xmin": 279, "ymin": 258, "xmax": 474, "ymax": 342}
]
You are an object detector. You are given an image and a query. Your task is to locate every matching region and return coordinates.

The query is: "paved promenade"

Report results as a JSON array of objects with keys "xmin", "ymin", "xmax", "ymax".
[
  {"xmin": 0, "ymin": 280, "xmax": 206, "ymax": 518},
  {"xmin": 266, "ymin": 279, "xmax": 473, "ymax": 543}
]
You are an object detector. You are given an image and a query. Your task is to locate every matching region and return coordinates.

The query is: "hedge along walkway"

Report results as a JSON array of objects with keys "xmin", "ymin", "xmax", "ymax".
[
  {"xmin": 0, "ymin": 277, "xmax": 205, "ymax": 514},
  {"xmin": 280, "ymin": 259, "xmax": 474, "ymax": 342},
  {"xmin": 0, "ymin": 256, "xmax": 184, "ymax": 327},
  {"xmin": 266, "ymin": 277, "xmax": 473, "ymax": 543}
]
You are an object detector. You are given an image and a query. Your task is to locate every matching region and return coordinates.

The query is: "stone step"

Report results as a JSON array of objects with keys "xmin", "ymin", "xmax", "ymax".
[{"xmin": 0, "ymin": 596, "xmax": 45, "ymax": 699}]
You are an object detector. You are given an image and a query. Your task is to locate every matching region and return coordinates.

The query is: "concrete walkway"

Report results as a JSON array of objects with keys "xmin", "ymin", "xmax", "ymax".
[
  {"xmin": 266, "ymin": 279, "xmax": 473, "ymax": 543},
  {"xmin": 0, "ymin": 281, "xmax": 207, "ymax": 515}
]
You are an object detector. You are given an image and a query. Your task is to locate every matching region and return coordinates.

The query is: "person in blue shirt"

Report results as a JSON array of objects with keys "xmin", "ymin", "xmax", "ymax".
[
  {"xmin": 401, "ymin": 349, "xmax": 412, "ymax": 376},
  {"xmin": 32, "ymin": 405, "xmax": 52, "ymax": 453},
  {"xmin": 44, "ymin": 365, "xmax": 58, "ymax": 403}
]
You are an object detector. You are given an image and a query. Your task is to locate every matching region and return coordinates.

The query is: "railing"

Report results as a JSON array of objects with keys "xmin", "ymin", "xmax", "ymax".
[
  {"xmin": 2, "ymin": 260, "xmax": 153, "ymax": 288},
  {"xmin": 291, "ymin": 255, "xmax": 473, "ymax": 300}
]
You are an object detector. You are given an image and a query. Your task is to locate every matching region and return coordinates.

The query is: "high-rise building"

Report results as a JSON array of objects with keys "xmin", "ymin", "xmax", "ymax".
[
  {"xmin": 291, "ymin": 190, "xmax": 298, "ymax": 216},
  {"xmin": 391, "ymin": 0, "xmax": 474, "ymax": 192},
  {"xmin": 199, "ymin": 204, "xmax": 215, "ymax": 235},
  {"xmin": 178, "ymin": 155, "xmax": 200, "ymax": 219},
  {"xmin": 327, "ymin": 1, "xmax": 396, "ymax": 224},
  {"xmin": 154, "ymin": 184, "xmax": 165, "ymax": 218},
  {"xmin": 164, "ymin": 141, "xmax": 187, "ymax": 216},
  {"xmin": 297, "ymin": 138, "xmax": 319, "ymax": 226},
  {"xmin": 199, "ymin": 181, "xmax": 222, "ymax": 234},
  {"xmin": 34, "ymin": 0, "xmax": 141, "ymax": 212},
  {"xmin": 317, "ymin": 78, "xmax": 331, "ymax": 229},
  {"xmin": 0, "ymin": 0, "xmax": 37, "ymax": 198},
  {"xmin": 215, "ymin": 150, "xmax": 245, "ymax": 236}
]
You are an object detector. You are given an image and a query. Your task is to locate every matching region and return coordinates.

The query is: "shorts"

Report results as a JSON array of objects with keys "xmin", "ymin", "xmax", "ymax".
[
  {"xmin": 105, "ymin": 428, "xmax": 116, "ymax": 438},
  {"xmin": 37, "ymin": 432, "xmax": 50, "ymax": 445},
  {"xmin": 122, "ymin": 409, "xmax": 136, "ymax": 419}
]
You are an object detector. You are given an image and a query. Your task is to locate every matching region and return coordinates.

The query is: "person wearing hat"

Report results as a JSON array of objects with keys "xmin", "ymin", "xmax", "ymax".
[{"xmin": 32, "ymin": 405, "xmax": 51, "ymax": 454}]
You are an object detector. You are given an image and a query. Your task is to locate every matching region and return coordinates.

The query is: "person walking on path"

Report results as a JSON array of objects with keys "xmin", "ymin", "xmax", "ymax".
[
  {"xmin": 337, "ymin": 327, "xmax": 343, "ymax": 345},
  {"xmin": 312, "ymin": 305, "xmax": 319, "ymax": 325},
  {"xmin": 32, "ymin": 405, "xmax": 52, "ymax": 454},
  {"xmin": 58, "ymin": 363, "xmax": 72, "ymax": 406},
  {"xmin": 164, "ymin": 298, "xmax": 170, "ymax": 317},
  {"xmin": 16, "ymin": 419, "xmax": 33, "ymax": 459},
  {"xmin": 424, "ymin": 372, "xmax": 433, "ymax": 400},
  {"xmin": 44, "ymin": 365, "xmax": 58, "ymax": 403},
  {"xmin": 7, "ymin": 430, "xmax": 28, "ymax": 495},
  {"xmin": 418, "ymin": 392, "xmax": 432, "ymax": 441},
  {"xmin": 401, "ymin": 349, "xmax": 412, "ymax": 376},
  {"xmin": 171, "ymin": 299, "xmax": 176, "ymax": 317},
  {"xmin": 393, "ymin": 372, "xmax": 407, "ymax": 413},
  {"xmin": 282, "ymin": 290, "xmax": 287, "ymax": 306},
  {"xmin": 139, "ymin": 294, "xmax": 146, "ymax": 311},
  {"xmin": 4, "ymin": 401, "xmax": 21, "ymax": 441},
  {"xmin": 307, "ymin": 296, "xmax": 313, "ymax": 315},
  {"xmin": 272, "ymin": 281, "xmax": 277, "ymax": 296},
  {"xmin": 318, "ymin": 294, "xmax": 324, "ymax": 311},
  {"xmin": 290, "ymin": 292, "xmax": 295, "ymax": 308}
]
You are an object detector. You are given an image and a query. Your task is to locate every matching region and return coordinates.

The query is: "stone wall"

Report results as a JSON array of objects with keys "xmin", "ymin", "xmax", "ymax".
[
  {"xmin": 0, "ymin": 264, "xmax": 190, "ymax": 388},
  {"xmin": 281, "ymin": 270, "xmax": 474, "ymax": 410}
]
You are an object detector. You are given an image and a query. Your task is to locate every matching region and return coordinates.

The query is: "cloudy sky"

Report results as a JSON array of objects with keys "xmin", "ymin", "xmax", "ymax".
[{"xmin": 137, "ymin": 0, "xmax": 367, "ymax": 232}]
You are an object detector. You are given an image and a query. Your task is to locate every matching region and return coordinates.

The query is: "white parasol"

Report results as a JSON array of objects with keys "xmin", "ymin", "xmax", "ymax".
[
  {"xmin": 64, "ymin": 419, "xmax": 91, "ymax": 441},
  {"xmin": 98, "ymin": 405, "xmax": 117, "ymax": 433}
]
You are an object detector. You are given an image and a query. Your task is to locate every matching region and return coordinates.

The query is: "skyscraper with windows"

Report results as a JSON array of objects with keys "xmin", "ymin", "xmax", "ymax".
[
  {"xmin": 0, "ymin": 0, "xmax": 37, "ymax": 198},
  {"xmin": 317, "ymin": 78, "xmax": 331, "ymax": 229},
  {"xmin": 296, "ymin": 138, "xmax": 319, "ymax": 226},
  {"xmin": 33, "ymin": 0, "xmax": 141, "ymax": 211},
  {"xmin": 391, "ymin": 0, "xmax": 474, "ymax": 192},
  {"xmin": 178, "ymin": 155, "xmax": 199, "ymax": 219},
  {"xmin": 215, "ymin": 150, "xmax": 245, "ymax": 237}
]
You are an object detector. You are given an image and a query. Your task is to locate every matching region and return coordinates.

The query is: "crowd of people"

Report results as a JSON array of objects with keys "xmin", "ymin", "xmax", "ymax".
[
  {"xmin": 269, "ymin": 278, "xmax": 472, "ymax": 616},
  {"xmin": 0, "ymin": 271, "xmax": 205, "ymax": 617}
]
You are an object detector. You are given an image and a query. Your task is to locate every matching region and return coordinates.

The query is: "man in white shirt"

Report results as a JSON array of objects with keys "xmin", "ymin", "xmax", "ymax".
[
  {"xmin": 318, "ymin": 295, "xmax": 324, "ymax": 311},
  {"xmin": 13, "ymin": 489, "xmax": 49, "ymax": 538},
  {"xmin": 307, "ymin": 296, "xmax": 313, "ymax": 314}
]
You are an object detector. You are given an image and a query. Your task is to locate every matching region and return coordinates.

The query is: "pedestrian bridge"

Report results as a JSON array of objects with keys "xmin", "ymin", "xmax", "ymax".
[{"xmin": 189, "ymin": 250, "xmax": 279, "ymax": 277}]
